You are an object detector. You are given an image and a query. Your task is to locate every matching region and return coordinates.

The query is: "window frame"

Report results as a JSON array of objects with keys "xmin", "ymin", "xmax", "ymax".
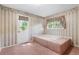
[
  {"xmin": 46, "ymin": 16, "xmax": 66, "ymax": 29},
  {"xmin": 17, "ymin": 14, "xmax": 30, "ymax": 32}
]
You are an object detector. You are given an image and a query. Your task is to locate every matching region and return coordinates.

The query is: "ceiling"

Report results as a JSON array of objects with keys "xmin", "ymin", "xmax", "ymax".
[{"xmin": 2, "ymin": 4, "xmax": 78, "ymax": 17}]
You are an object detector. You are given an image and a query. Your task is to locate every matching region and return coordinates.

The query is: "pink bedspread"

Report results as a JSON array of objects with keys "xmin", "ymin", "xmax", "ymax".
[{"xmin": 32, "ymin": 34, "xmax": 72, "ymax": 54}]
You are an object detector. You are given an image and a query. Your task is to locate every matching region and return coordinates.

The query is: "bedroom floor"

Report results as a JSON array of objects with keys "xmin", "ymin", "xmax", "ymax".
[{"xmin": 0, "ymin": 42, "xmax": 79, "ymax": 55}]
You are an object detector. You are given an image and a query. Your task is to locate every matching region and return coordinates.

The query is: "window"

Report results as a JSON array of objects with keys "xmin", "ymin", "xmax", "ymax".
[
  {"xmin": 18, "ymin": 20, "xmax": 28, "ymax": 31},
  {"xmin": 47, "ymin": 16, "xmax": 66, "ymax": 29},
  {"xmin": 17, "ymin": 16, "xmax": 29, "ymax": 32}
]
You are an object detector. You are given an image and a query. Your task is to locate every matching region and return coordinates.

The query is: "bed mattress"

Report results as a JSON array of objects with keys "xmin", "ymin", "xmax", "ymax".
[{"xmin": 32, "ymin": 34, "xmax": 72, "ymax": 54}]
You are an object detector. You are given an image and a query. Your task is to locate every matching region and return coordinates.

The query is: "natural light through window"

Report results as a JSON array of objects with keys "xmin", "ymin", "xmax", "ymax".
[
  {"xmin": 47, "ymin": 16, "xmax": 66, "ymax": 29},
  {"xmin": 47, "ymin": 20, "xmax": 63, "ymax": 29}
]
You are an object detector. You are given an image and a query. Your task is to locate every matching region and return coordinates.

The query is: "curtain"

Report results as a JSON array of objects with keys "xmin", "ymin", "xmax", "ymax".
[{"xmin": 0, "ymin": 6, "xmax": 17, "ymax": 47}]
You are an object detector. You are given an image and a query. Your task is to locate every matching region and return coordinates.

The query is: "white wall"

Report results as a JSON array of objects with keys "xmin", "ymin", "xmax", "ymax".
[{"xmin": 31, "ymin": 16, "xmax": 44, "ymax": 36}]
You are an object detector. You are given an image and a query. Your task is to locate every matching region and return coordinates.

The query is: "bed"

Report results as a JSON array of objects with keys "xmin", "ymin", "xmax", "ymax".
[{"xmin": 32, "ymin": 34, "xmax": 72, "ymax": 54}]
